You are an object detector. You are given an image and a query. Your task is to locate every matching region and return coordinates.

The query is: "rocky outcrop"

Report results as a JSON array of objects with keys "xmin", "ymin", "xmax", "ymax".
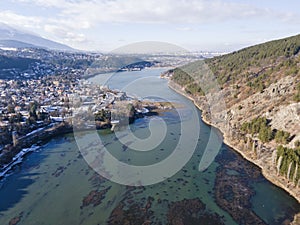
[{"xmin": 269, "ymin": 102, "xmax": 300, "ymax": 148}]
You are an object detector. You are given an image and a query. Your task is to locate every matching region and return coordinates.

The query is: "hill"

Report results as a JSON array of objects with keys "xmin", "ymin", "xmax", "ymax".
[
  {"xmin": 0, "ymin": 40, "xmax": 40, "ymax": 49},
  {"xmin": 0, "ymin": 47, "xmax": 96, "ymax": 80},
  {"xmin": 168, "ymin": 34, "xmax": 300, "ymax": 211},
  {"xmin": 170, "ymin": 34, "xmax": 300, "ymax": 104},
  {"xmin": 0, "ymin": 55, "xmax": 41, "ymax": 79},
  {"xmin": 0, "ymin": 23, "xmax": 74, "ymax": 51}
]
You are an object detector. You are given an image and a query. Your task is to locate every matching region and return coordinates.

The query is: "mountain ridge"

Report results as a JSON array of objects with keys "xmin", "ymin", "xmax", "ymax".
[{"xmin": 0, "ymin": 23, "xmax": 75, "ymax": 51}]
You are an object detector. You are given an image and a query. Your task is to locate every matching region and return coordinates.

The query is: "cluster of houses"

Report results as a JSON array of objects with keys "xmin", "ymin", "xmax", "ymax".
[{"xmin": 0, "ymin": 73, "xmax": 130, "ymax": 149}]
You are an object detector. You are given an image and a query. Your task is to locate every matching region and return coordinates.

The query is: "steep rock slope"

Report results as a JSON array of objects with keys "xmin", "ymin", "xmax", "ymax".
[{"xmin": 167, "ymin": 34, "xmax": 300, "ymax": 206}]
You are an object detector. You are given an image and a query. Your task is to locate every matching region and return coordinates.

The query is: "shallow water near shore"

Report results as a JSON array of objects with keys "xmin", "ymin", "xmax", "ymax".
[{"xmin": 0, "ymin": 68, "xmax": 299, "ymax": 224}]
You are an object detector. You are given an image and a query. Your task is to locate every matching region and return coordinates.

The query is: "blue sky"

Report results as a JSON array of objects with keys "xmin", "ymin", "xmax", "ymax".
[{"xmin": 0, "ymin": 0, "xmax": 299, "ymax": 52}]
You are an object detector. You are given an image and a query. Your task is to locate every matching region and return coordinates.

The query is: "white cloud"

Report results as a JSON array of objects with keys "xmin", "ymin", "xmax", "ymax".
[
  {"xmin": 12, "ymin": 0, "xmax": 299, "ymax": 25},
  {"xmin": 0, "ymin": 10, "xmax": 42, "ymax": 29},
  {"xmin": 7, "ymin": 0, "xmax": 300, "ymax": 30},
  {"xmin": 14, "ymin": 0, "xmax": 68, "ymax": 8},
  {"xmin": 44, "ymin": 24, "xmax": 87, "ymax": 42},
  {"xmin": 176, "ymin": 27, "xmax": 194, "ymax": 32},
  {"xmin": 4, "ymin": 0, "xmax": 300, "ymax": 50}
]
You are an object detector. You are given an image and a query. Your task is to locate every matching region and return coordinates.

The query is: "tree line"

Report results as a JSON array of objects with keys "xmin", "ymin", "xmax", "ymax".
[
  {"xmin": 277, "ymin": 145, "xmax": 300, "ymax": 184},
  {"xmin": 241, "ymin": 117, "xmax": 291, "ymax": 144}
]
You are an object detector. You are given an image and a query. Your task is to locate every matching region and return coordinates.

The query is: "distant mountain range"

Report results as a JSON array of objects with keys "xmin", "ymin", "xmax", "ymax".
[{"xmin": 0, "ymin": 23, "xmax": 74, "ymax": 51}]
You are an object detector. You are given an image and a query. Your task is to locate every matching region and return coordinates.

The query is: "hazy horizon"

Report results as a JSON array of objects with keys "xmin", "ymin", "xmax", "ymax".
[{"xmin": 0, "ymin": 0, "xmax": 299, "ymax": 52}]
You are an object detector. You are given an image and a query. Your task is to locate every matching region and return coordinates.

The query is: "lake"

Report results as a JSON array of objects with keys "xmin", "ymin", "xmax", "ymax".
[{"xmin": 0, "ymin": 68, "xmax": 299, "ymax": 225}]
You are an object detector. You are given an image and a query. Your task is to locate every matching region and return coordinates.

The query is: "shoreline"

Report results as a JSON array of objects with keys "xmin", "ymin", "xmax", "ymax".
[
  {"xmin": 0, "ymin": 102, "xmax": 168, "ymax": 180},
  {"xmin": 0, "ymin": 122, "xmax": 73, "ymax": 179},
  {"xmin": 168, "ymin": 80, "xmax": 300, "ymax": 223},
  {"xmin": 83, "ymin": 66, "xmax": 172, "ymax": 80},
  {"xmin": 0, "ymin": 145, "xmax": 40, "ymax": 178},
  {"xmin": 167, "ymin": 81, "xmax": 300, "ymax": 202}
]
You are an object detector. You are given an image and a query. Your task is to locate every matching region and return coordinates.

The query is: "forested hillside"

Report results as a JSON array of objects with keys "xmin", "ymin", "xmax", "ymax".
[
  {"xmin": 168, "ymin": 34, "xmax": 300, "ymax": 201},
  {"xmin": 171, "ymin": 34, "xmax": 300, "ymax": 102},
  {"xmin": 0, "ymin": 55, "xmax": 41, "ymax": 79}
]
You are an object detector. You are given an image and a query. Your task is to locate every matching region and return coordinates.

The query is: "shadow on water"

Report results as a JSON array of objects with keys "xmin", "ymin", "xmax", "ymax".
[
  {"xmin": 0, "ymin": 142, "xmax": 51, "ymax": 213},
  {"xmin": 0, "ymin": 173, "xmax": 37, "ymax": 212}
]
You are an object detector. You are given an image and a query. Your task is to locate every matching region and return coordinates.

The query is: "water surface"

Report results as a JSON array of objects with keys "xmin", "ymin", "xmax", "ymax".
[{"xmin": 0, "ymin": 68, "xmax": 299, "ymax": 225}]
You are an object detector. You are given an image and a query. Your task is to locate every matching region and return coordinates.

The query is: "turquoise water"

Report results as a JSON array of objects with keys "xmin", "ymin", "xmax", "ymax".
[{"xmin": 0, "ymin": 68, "xmax": 299, "ymax": 225}]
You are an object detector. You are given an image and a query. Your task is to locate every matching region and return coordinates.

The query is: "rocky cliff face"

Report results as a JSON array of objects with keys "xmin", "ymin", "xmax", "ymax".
[
  {"xmin": 169, "ymin": 34, "xmax": 300, "ymax": 224},
  {"xmin": 216, "ymin": 75, "xmax": 300, "ymax": 197},
  {"xmin": 169, "ymin": 73, "xmax": 300, "ymax": 222}
]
